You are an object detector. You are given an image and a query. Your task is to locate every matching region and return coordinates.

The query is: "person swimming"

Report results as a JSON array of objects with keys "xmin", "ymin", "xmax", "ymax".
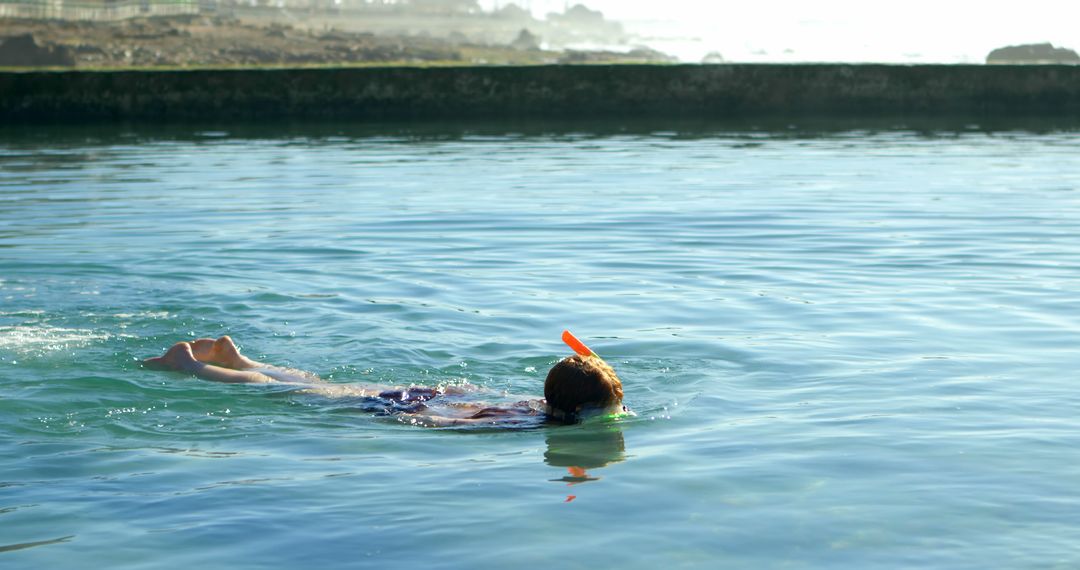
[{"xmin": 143, "ymin": 336, "xmax": 630, "ymax": 427}]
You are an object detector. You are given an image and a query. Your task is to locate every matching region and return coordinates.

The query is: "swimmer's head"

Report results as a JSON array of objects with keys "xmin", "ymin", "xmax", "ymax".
[{"xmin": 544, "ymin": 354, "xmax": 624, "ymax": 422}]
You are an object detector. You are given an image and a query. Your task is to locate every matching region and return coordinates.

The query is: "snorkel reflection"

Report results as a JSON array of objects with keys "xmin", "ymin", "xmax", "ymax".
[{"xmin": 545, "ymin": 424, "xmax": 626, "ymax": 501}]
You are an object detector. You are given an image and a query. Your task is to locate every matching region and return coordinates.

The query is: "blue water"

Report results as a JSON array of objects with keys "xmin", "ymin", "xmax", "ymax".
[{"xmin": 3, "ymin": 122, "xmax": 1080, "ymax": 568}]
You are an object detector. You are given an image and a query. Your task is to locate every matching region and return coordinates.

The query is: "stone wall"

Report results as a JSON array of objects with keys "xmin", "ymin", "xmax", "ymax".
[{"xmin": 2, "ymin": 64, "xmax": 1080, "ymax": 123}]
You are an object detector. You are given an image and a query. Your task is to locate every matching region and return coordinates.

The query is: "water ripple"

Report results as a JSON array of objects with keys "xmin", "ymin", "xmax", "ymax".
[{"xmin": 3, "ymin": 126, "xmax": 1080, "ymax": 568}]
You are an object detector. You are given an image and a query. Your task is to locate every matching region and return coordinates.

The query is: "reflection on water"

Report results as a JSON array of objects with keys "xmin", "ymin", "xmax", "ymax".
[
  {"xmin": 4, "ymin": 116, "xmax": 1080, "ymax": 150},
  {"xmin": 545, "ymin": 424, "xmax": 627, "ymax": 501},
  {"xmin": 0, "ymin": 535, "xmax": 75, "ymax": 554}
]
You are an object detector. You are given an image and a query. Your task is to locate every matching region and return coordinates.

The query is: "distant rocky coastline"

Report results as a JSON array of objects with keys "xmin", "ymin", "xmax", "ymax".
[
  {"xmin": 0, "ymin": 0, "xmax": 677, "ymax": 68},
  {"xmin": 0, "ymin": 14, "xmax": 674, "ymax": 68},
  {"xmin": 987, "ymin": 43, "xmax": 1080, "ymax": 64}
]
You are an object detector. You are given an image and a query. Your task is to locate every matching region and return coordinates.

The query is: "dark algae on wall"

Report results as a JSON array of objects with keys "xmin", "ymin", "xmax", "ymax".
[{"xmin": 3, "ymin": 64, "xmax": 1080, "ymax": 123}]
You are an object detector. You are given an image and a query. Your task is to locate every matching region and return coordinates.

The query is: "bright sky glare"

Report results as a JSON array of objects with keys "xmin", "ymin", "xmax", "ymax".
[{"xmin": 483, "ymin": 0, "xmax": 1080, "ymax": 63}]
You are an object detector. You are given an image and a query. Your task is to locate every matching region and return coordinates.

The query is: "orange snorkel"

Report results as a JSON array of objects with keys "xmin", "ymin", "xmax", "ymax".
[{"xmin": 562, "ymin": 329, "xmax": 598, "ymax": 358}]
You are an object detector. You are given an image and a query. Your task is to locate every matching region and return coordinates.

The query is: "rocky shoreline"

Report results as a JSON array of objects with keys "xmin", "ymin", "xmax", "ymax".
[{"xmin": 0, "ymin": 16, "xmax": 675, "ymax": 68}]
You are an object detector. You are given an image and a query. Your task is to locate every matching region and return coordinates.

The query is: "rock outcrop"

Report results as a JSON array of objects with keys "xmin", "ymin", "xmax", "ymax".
[
  {"xmin": 510, "ymin": 29, "xmax": 541, "ymax": 51},
  {"xmin": 987, "ymin": 43, "xmax": 1080, "ymax": 64},
  {"xmin": 702, "ymin": 51, "xmax": 726, "ymax": 64},
  {"xmin": 0, "ymin": 34, "xmax": 75, "ymax": 67}
]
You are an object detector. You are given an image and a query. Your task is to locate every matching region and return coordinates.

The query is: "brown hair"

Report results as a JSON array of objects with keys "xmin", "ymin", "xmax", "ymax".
[{"xmin": 544, "ymin": 355, "xmax": 623, "ymax": 420}]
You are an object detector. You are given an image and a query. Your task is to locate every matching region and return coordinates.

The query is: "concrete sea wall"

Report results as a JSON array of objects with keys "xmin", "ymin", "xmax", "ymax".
[{"xmin": 2, "ymin": 64, "xmax": 1080, "ymax": 123}]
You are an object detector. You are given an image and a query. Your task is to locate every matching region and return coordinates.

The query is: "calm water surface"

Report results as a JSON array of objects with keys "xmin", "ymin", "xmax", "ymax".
[{"xmin": 3, "ymin": 122, "xmax": 1080, "ymax": 568}]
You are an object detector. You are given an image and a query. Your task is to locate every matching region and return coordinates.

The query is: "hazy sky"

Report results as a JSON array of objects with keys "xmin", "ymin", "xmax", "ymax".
[{"xmin": 484, "ymin": 0, "xmax": 1080, "ymax": 63}]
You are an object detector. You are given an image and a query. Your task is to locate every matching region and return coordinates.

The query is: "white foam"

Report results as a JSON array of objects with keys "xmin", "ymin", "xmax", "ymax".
[
  {"xmin": 83, "ymin": 311, "xmax": 172, "ymax": 320},
  {"xmin": 0, "ymin": 324, "xmax": 111, "ymax": 352},
  {"xmin": 0, "ymin": 310, "xmax": 45, "ymax": 317}
]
